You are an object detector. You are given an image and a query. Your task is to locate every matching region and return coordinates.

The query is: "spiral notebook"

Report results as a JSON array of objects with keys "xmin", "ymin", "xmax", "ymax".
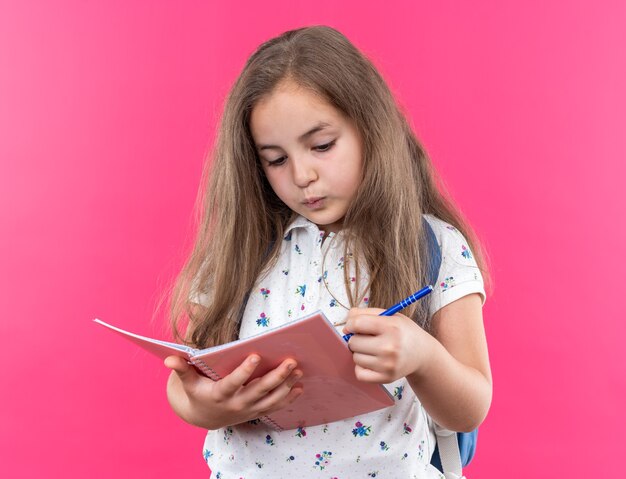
[{"xmin": 94, "ymin": 311, "xmax": 394, "ymax": 431}]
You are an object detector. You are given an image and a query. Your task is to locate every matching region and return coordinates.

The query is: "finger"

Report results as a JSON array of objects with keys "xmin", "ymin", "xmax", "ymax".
[
  {"xmin": 351, "ymin": 351, "xmax": 389, "ymax": 373},
  {"xmin": 254, "ymin": 369, "xmax": 304, "ymax": 413},
  {"xmin": 216, "ymin": 354, "xmax": 262, "ymax": 397},
  {"xmin": 243, "ymin": 366, "xmax": 298, "ymax": 391},
  {"xmin": 261, "ymin": 385, "xmax": 304, "ymax": 416},
  {"xmin": 344, "ymin": 311, "xmax": 387, "ymax": 336},
  {"xmin": 243, "ymin": 358, "xmax": 297, "ymax": 400},
  {"xmin": 164, "ymin": 355, "xmax": 188, "ymax": 371},
  {"xmin": 164, "ymin": 355, "xmax": 197, "ymax": 383},
  {"xmin": 347, "ymin": 307, "xmax": 386, "ymax": 316},
  {"xmin": 346, "ymin": 334, "xmax": 390, "ymax": 356},
  {"xmin": 353, "ymin": 364, "xmax": 386, "ymax": 383}
]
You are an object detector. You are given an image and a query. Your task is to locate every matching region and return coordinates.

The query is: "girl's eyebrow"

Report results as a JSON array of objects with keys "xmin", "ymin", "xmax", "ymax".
[{"xmin": 257, "ymin": 122, "xmax": 332, "ymax": 151}]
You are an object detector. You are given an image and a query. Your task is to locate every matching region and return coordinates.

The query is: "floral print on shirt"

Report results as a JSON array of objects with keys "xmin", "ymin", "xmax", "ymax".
[
  {"xmin": 313, "ymin": 451, "xmax": 332, "ymax": 470},
  {"xmin": 352, "ymin": 421, "xmax": 372, "ymax": 437},
  {"xmin": 394, "ymin": 385, "xmax": 404, "ymax": 400},
  {"xmin": 440, "ymin": 277, "xmax": 455, "ymax": 291},
  {"xmin": 256, "ymin": 312, "xmax": 270, "ymax": 327}
]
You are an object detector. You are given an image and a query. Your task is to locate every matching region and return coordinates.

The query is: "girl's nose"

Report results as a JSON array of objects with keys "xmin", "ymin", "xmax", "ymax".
[{"xmin": 291, "ymin": 157, "xmax": 318, "ymax": 187}]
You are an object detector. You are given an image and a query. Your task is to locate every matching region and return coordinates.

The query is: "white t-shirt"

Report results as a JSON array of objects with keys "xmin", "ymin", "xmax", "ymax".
[{"xmin": 202, "ymin": 215, "xmax": 485, "ymax": 478}]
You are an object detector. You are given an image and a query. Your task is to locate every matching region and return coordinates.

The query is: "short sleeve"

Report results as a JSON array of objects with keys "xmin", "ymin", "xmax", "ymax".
[
  {"xmin": 424, "ymin": 215, "xmax": 486, "ymax": 316},
  {"xmin": 190, "ymin": 290, "xmax": 210, "ymax": 306},
  {"xmin": 189, "ymin": 269, "xmax": 212, "ymax": 307}
]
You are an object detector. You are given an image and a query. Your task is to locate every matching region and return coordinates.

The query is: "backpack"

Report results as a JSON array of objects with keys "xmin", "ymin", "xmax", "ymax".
[{"xmin": 423, "ymin": 219, "xmax": 478, "ymax": 478}]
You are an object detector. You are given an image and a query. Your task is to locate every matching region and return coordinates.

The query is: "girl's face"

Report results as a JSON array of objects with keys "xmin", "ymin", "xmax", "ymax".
[{"xmin": 250, "ymin": 82, "xmax": 363, "ymax": 235}]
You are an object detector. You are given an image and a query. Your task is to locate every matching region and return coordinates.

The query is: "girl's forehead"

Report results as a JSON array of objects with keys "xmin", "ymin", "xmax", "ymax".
[{"xmin": 250, "ymin": 85, "xmax": 346, "ymax": 141}]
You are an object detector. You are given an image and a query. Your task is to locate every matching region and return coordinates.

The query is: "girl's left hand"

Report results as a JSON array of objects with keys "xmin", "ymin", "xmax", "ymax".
[{"xmin": 343, "ymin": 307, "xmax": 435, "ymax": 383}]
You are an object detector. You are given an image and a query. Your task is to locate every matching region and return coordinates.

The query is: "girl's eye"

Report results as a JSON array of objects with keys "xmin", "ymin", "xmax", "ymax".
[
  {"xmin": 267, "ymin": 156, "xmax": 287, "ymax": 167},
  {"xmin": 314, "ymin": 140, "xmax": 336, "ymax": 152}
]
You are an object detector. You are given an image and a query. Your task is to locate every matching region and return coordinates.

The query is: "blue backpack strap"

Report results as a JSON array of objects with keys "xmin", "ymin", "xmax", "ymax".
[
  {"xmin": 423, "ymin": 217, "xmax": 479, "ymax": 471},
  {"xmin": 458, "ymin": 429, "xmax": 478, "ymax": 466},
  {"xmin": 423, "ymin": 218, "xmax": 442, "ymax": 287}
]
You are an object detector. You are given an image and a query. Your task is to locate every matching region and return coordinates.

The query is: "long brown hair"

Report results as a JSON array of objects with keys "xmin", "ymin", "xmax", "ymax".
[{"xmin": 170, "ymin": 26, "xmax": 489, "ymax": 348}]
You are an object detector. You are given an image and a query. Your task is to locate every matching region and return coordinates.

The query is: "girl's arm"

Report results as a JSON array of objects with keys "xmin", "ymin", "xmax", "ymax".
[
  {"xmin": 344, "ymin": 293, "xmax": 492, "ymax": 432},
  {"xmin": 165, "ymin": 354, "xmax": 304, "ymax": 430}
]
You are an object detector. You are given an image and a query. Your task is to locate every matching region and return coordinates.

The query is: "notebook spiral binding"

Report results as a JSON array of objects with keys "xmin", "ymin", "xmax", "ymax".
[
  {"xmin": 190, "ymin": 358, "xmax": 222, "ymax": 381},
  {"xmin": 191, "ymin": 358, "xmax": 285, "ymax": 432},
  {"xmin": 258, "ymin": 415, "xmax": 284, "ymax": 431}
]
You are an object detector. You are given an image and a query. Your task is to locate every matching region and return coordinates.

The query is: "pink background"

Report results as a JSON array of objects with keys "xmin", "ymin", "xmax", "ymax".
[{"xmin": 1, "ymin": 1, "xmax": 625, "ymax": 477}]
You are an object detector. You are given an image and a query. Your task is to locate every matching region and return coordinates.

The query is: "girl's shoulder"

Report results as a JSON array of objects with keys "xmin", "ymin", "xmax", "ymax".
[
  {"xmin": 423, "ymin": 214, "xmax": 486, "ymax": 311},
  {"xmin": 423, "ymin": 214, "xmax": 467, "ymax": 248}
]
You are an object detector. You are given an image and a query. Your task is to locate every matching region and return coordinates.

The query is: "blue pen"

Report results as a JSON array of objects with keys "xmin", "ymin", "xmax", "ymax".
[{"xmin": 342, "ymin": 285, "xmax": 434, "ymax": 342}]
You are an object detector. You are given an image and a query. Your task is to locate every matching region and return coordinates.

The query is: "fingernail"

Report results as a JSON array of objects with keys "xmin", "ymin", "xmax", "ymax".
[
  {"xmin": 250, "ymin": 356, "xmax": 260, "ymax": 364},
  {"xmin": 287, "ymin": 362, "xmax": 296, "ymax": 371}
]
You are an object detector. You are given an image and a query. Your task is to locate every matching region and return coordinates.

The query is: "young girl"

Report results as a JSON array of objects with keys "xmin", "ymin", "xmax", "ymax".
[{"xmin": 165, "ymin": 26, "xmax": 492, "ymax": 478}]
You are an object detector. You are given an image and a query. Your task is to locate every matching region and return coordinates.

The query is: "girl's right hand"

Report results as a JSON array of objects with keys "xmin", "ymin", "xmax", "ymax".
[{"xmin": 164, "ymin": 354, "xmax": 303, "ymax": 430}]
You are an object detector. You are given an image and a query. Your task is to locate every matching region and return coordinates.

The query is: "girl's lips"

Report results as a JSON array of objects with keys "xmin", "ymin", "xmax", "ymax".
[{"xmin": 303, "ymin": 197, "xmax": 325, "ymax": 209}]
